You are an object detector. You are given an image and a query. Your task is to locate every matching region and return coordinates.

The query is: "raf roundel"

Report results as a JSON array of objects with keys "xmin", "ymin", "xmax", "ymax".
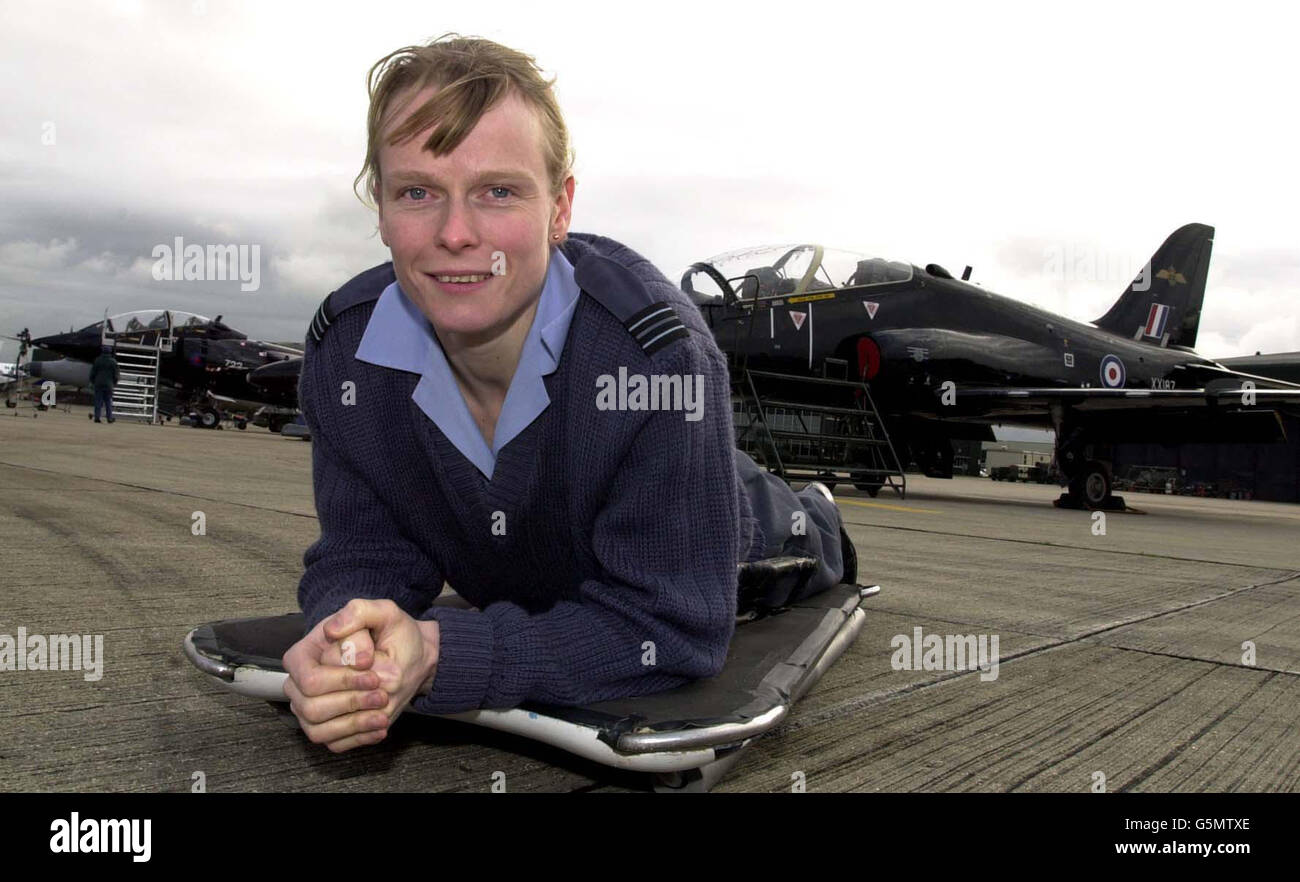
[{"xmin": 1099, "ymin": 354, "xmax": 1126, "ymax": 388}]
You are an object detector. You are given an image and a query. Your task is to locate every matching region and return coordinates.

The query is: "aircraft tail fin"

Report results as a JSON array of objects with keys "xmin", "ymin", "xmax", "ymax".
[{"xmin": 1093, "ymin": 223, "xmax": 1213, "ymax": 349}]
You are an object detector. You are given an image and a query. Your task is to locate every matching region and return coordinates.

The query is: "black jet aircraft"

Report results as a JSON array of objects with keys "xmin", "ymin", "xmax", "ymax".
[
  {"xmin": 681, "ymin": 223, "xmax": 1300, "ymax": 509},
  {"xmin": 23, "ymin": 310, "xmax": 303, "ymax": 429}
]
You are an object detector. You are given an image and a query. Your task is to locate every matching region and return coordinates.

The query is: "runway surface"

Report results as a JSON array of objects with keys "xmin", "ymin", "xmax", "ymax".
[{"xmin": 2, "ymin": 407, "xmax": 1297, "ymax": 792}]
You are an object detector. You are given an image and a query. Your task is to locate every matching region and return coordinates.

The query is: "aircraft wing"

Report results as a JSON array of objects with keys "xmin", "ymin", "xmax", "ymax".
[
  {"xmin": 941, "ymin": 382, "xmax": 1300, "ymax": 444},
  {"xmin": 951, "ymin": 386, "xmax": 1300, "ymax": 411}
]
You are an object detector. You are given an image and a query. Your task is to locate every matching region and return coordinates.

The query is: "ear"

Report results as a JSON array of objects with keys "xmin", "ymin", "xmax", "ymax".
[{"xmin": 550, "ymin": 175, "xmax": 575, "ymax": 240}]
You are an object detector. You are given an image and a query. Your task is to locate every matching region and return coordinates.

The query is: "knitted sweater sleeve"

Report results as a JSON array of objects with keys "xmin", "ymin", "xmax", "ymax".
[
  {"xmin": 415, "ymin": 340, "xmax": 740, "ymax": 713},
  {"xmin": 296, "ymin": 345, "xmax": 445, "ymax": 631}
]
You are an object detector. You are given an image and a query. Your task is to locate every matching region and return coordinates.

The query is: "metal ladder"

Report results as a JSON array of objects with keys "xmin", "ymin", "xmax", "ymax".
[
  {"xmin": 109, "ymin": 343, "xmax": 161, "ymax": 422},
  {"xmin": 101, "ymin": 314, "xmax": 174, "ymax": 424},
  {"xmin": 717, "ymin": 267, "xmax": 909, "ymax": 497},
  {"xmin": 733, "ymin": 366, "xmax": 907, "ymax": 498}
]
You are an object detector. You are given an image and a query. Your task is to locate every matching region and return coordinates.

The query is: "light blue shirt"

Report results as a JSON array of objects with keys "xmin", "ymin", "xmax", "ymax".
[{"xmin": 355, "ymin": 248, "xmax": 581, "ymax": 479}]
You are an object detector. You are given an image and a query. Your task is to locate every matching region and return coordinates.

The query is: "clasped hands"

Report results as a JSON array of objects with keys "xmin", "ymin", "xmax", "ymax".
[{"xmin": 282, "ymin": 598, "xmax": 440, "ymax": 753}]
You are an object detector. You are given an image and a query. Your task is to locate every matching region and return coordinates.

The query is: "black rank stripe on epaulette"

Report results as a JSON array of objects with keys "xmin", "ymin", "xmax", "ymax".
[
  {"xmin": 308, "ymin": 299, "xmax": 333, "ymax": 344},
  {"xmin": 625, "ymin": 302, "xmax": 689, "ymax": 355},
  {"xmin": 306, "ymin": 263, "xmax": 395, "ymax": 345}
]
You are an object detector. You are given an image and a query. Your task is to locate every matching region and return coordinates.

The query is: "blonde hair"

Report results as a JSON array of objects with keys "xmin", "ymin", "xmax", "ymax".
[{"xmin": 355, "ymin": 33, "xmax": 573, "ymax": 205}]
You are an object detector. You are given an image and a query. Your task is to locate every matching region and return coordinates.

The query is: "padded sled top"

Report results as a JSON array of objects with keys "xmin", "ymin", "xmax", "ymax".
[{"xmin": 550, "ymin": 582, "xmax": 869, "ymax": 750}]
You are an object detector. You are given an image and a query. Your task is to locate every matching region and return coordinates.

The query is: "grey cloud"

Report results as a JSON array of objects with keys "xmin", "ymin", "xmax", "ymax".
[{"xmin": 0, "ymin": 190, "xmax": 388, "ymax": 345}]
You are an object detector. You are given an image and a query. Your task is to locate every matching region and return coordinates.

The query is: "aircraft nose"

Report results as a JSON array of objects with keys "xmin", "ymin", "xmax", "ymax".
[{"xmin": 31, "ymin": 333, "xmax": 64, "ymax": 349}]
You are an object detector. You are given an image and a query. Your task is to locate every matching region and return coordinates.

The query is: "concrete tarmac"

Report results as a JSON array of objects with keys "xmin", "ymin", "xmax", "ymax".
[{"xmin": 1, "ymin": 406, "xmax": 1297, "ymax": 792}]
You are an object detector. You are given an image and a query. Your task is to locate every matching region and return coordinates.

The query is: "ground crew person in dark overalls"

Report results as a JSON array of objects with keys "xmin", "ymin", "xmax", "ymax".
[{"xmin": 89, "ymin": 344, "xmax": 118, "ymax": 423}]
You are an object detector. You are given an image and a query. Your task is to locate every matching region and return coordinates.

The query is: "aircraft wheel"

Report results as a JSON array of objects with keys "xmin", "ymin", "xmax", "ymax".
[
  {"xmin": 199, "ymin": 407, "xmax": 220, "ymax": 429},
  {"xmin": 1074, "ymin": 461, "xmax": 1111, "ymax": 508},
  {"xmin": 915, "ymin": 440, "xmax": 954, "ymax": 478}
]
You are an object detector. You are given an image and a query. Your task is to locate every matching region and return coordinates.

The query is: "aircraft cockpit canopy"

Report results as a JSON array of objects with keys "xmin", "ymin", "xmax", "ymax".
[
  {"xmin": 90, "ymin": 310, "xmax": 247, "ymax": 340},
  {"xmin": 682, "ymin": 244, "xmax": 912, "ymax": 304}
]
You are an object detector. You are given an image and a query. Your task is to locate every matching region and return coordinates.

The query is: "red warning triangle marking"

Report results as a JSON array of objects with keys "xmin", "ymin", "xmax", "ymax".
[
  {"xmin": 863, "ymin": 301, "xmax": 879, "ymax": 319},
  {"xmin": 789, "ymin": 311, "xmax": 806, "ymax": 330}
]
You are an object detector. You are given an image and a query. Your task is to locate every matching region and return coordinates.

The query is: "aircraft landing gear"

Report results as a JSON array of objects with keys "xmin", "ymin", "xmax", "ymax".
[
  {"xmin": 1078, "ymin": 462, "xmax": 1110, "ymax": 507},
  {"xmin": 197, "ymin": 406, "xmax": 221, "ymax": 429},
  {"xmin": 1053, "ymin": 433, "xmax": 1126, "ymax": 511},
  {"xmin": 1056, "ymin": 459, "xmax": 1124, "ymax": 510},
  {"xmin": 911, "ymin": 440, "xmax": 954, "ymax": 479}
]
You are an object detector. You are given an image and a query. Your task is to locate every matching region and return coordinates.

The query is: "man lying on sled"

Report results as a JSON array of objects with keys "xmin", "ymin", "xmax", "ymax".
[{"xmin": 284, "ymin": 34, "xmax": 854, "ymax": 753}]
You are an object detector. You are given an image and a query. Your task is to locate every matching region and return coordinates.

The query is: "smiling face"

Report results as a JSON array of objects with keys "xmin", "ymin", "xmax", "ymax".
[{"xmin": 376, "ymin": 87, "xmax": 574, "ymax": 351}]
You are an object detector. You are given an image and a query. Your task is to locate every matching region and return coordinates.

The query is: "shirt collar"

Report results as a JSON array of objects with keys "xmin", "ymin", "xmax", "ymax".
[{"xmin": 354, "ymin": 248, "xmax": 581, "ymax": 479}]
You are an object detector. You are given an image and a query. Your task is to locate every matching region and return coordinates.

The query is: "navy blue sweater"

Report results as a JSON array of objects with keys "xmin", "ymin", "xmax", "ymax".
[{"xmin": 297, "ymin": 234, "xmax": 766, "ymax": 714}]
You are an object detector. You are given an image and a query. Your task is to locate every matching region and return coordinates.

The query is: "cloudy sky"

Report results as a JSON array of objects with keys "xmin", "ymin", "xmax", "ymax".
[{"xmin": 2, "ymin": 0, "xmax": 1297, "ymax": 359}]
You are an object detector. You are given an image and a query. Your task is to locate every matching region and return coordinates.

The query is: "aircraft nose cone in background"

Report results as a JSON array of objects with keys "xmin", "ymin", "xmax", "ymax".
[
  {"xmin": 22, "ymin": 358, "xmax": 92, "ymax": 387},
  {"xmin": 32, "ymin": 332, "xmax": 70, "ymax": 350},
  {"xmin": 32, "ymin": 330, "xmax": 94, "ymax": 359}
]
